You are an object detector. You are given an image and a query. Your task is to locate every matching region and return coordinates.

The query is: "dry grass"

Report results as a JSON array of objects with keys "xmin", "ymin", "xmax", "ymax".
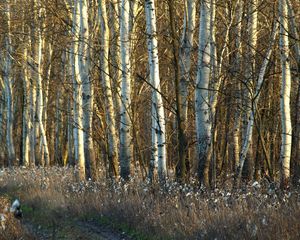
[
  {"xmin": 0, "ymin": 167, "xmax": 300, "ymax": 239},
  {"xmin": 0, "ymin": 195, "xmax": 34, "ymax": 240}
]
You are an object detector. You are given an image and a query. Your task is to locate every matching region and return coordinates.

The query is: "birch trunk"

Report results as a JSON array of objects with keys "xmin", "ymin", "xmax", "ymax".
[
  {"xmin": 145, "ymin": 0, "xmax": 167, "ymax": 182},
  {"xmin": 180, "ymin": 0, "xmax": 196, "ymax": 122},
  {"xmin": 287, "ymin": 0, "xmax": 300, "ymax": 180},
  {"xmin": 35, "ymin": 1, "xmax": 50, "ymax": 166},
  {"xmin": 120, "ymin": 0, "xmax": 133, "ymax": 180},
  {"xmin": 4, "ymin": 0, "xmax": 16, "ymax": 167},
  {"xmin": 233, "ymin": 0, "xmax": 244, "ymax": 171},
  {"xmin": 167, "ymin": 0, "xmax": 187, "ymax": 181},
  {"xmin": 279, "ymin": 0, "xmax": 292, "ymax": 187},
  {"xmin": 195, "ymin": 0, "xmax": 211, "ymax": 186},
  {"xmin": 78, "ymin": 0, "xmax": 96, "ymax": 180},
  {"xmin": 240, "ymin": 0, "xmax": 258, "ymax": 180},
  {"xmin": 41, "ymin": 42, "xmax": 52, "ymax": 165},
  {"xmin": 29, "ymin": 34, "xmax": 37, "ymax": 166},
  {"xmin": 22, "ymin": 40, "xmax": 30, "ymax": 167},
  {"xmin": 99, "ymin": 0, "xmax": 120, "ymax": 178},
  {"xmin": 237, "ymin": 22, "xmax": 278, "ymax": 181},
  {"xmin": 109, "ymin": 0, "xmax": 122, "ymax": 117},
  {"xmin": 73, "ymin": 0, "xmax": 86, "ymax": 181}
]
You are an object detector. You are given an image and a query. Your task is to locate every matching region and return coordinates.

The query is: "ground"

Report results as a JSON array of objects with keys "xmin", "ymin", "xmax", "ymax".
[{"xmin": 1, "ymin": 167, "xmax": 300, "ymax": 240}]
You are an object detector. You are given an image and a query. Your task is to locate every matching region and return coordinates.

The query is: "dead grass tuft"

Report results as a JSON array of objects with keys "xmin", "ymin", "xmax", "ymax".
[{"xmin": 0, "ymin": 167, "xmax": 300, "ymax": 239}]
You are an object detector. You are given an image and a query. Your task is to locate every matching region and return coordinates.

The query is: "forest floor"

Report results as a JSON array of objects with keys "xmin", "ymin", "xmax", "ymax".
[
  {"xmin": 0, "ymin": 167, "xmax": 300, "ymax": 239},
  {"xmin": 23, "ymin": 216, "xmax": 133, "ymax": 239}
]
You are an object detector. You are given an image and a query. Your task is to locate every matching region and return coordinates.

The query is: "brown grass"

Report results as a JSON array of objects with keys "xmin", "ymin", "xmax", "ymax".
[{"xmin": 0, "ymin": 167, "xmax": 300, "ymax": 239}]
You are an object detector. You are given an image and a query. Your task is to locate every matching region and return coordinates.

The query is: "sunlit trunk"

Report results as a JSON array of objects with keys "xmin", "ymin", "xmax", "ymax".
[
  {"xmin": 99, "ymin": 1, "xmax": 120, "ymax": 177},
  {"xmin": 72, "ymin": 0, "xmax": 86, "ymax": 181},
  {"xmin": 78, "ymin": 0, "xmax": 96, "ymax": 180},
  {"xmin": 35, "ymin": 1, "xmax": 50, "ymax": 166},
  {"xmin": 239, "ymin": 0, "xmax": 258, "ymax": 180},
  {"xmin": 22, "ymin": 39, "xmax": 30, "ymax": 167},
  {"xmin": 233, "ymin": 0, "xmax": 244, "ymax": 172},
  {"xmin": 145, "ymin": 0, "xmax": 167, "ymax": 182},
  {"xmin": 120, "ymin": 0, "xmax": 133, "ymax": 180},
  {"xmin": 4, "ymin": 0, "xmax": 16, "ymax": 167},
  {"xmin": 195, "ymin": 0, "xmax": 211, "ymax": 186},
  {"xmin": 237, "ymin": 22, "xmax": 278, "ymax": 182},
  {"xmin": 279, "ymin": 0, "xmax": 292, "ymax": 187}
]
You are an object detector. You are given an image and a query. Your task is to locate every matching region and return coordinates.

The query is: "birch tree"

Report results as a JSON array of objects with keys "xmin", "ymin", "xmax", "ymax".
[
  {"xmin": 72, "ymin": 0, "xmax": 86, "ymax": 180},
  {"xmin": 239, "ymin": 0, "xmax": 258, "ymax": 180},
  {"xmin": 237, "ymin": 21, "xmax": 278, "ymax": 182},
  {"xmin": 180, "ymin": 0, "xmax": 196, "ymax": 124},
  {"xmin": 233, "ymin": 0, "xmax": 244, "ymax": 171},
  {"xmin": 177, "ymin": 0, "xmax": 196, "ymax": 178},
  {"xmin": 99, "ymin": 0, "xmax": 120, "ymax": 178},
  {"xmin": 195, "ymin": 0, "xmax": 211, "ymax": 186},
  {"xmin": 3, "ymin": 0, "xmax": 16, "ymax": 166},
  {"xmin": 22, "ymin": 36, "xmax": 30, "ymax": 167},
  {"xmin": 77, "ymin": 0, "xmax": 96, "ymax": 180},
  {"xmin": 167, "ymin": 0, "xmax": 187, "ymax": 181},
  {"xmin": 35, "ymin": 0, "xmax": 50, "ymax": 166},
  {"xmin": 279, "ymin": 0, "xmax": 292, "ymax": 187},
  {"xmin": 287, "ymin": 0, "xmax": 300, "ymax": 180},
  {"xmin": 145, "ymin": 0, "xmax": 167, "ymax": 182},
  {"xmin": 28, "ymin": 31, "xmax": 37, "ymax": 166},
  {"xmin": 120, "ymin": 0, "xmax": 133, "ymax": 180},
  {"xmin": 109, "ymin": 0, "xmax": 122, "ymax": 115}
]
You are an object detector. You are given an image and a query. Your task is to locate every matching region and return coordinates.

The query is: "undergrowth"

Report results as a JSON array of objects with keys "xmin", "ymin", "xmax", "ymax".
[{"xmin": 0, "ymin": 167, "xmax": 300, "ymax": 239}]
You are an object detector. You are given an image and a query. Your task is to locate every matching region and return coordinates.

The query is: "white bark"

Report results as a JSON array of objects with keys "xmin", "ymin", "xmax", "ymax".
[
  {"xmin": 179, "ymin": 0, "xmax": 196, "ymax": 121},
  {"xmin": 99, "ymin": 1, "xmax": 120, "ymax": 177},
  {"xmin": 233, "ymin": 0, "xmax": 244, "ymax": 170},
  {"xmin": 28, "ymin": 32, "xmax": 36, "ymax": 166},
  {"xmin": 78, "ymin": 0, "xmax": 95, "ymax": 179},
  {"xmin": 109, "ymin": 0, "xmax": 122, "ymax": 116},
  {"xmin": 4, "ymin": 0, "xmax": 16, "ymax": 166},
  {"xmin": 35, "ymin": 1, "xmax": 50, "ymax": 166},
  {"xmin": 120, "ymin": 0, "xmax": 133, "ymax": 180},
  {"xmin": 195, "ymin": 0, "xmax": 211, "ymax": 184},
  {"xmin": 238, "ymin": 22, "xmax": 278, "ymax": 179},
  {"xmin": 145, "ymin": 0, "xmax": 167, "ymax": 181},
  {"xmin": 22, "ymin": 39, "xmax": 30, "ymax": 167},
  {"xmin": 73, "ymin": 0, "xmax": 86, "ymax": 180},
  {"xmin": 239, "ymin": 0, "xmax": 258, "ymax": 179},
  {"xmin": 279, "ymin": 0, "xmax": 292, "ymax": 185}
]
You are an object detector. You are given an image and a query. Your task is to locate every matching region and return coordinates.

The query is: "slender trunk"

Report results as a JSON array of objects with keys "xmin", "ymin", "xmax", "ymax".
[
  {"xmin": 145, "ymin": 0, "xmax": 167, "ymax": 182},
  {"xmin": 279, "ymin": 0, "xmax": 292, "ymax": 187},
  {"xmin": 237, "ymin": 22, "xmax": 278, "ymax": 182},
  {"xmin": 22, "ymin": 39, "xmax": 30, "ymax": 167},
  {"xmin": 239, "ymin": 0, "xmax": 258, "ymax": 181},
  {"xmin": 4, "ymin": 0, "xmax": 16, "ymax": 167},
  {"xmin": 195, "ymin": 0, "xmax": 211, "ymax": 186},
  {"xmin": 287, "ymin": 0, "xmax": 300, "ymax": 181},
  {"xmin": 42, "ymin": 42, "xmax": 52, "ymax": 165},
  {"xmin": 120, "ymin": 0, "xmax": 133, "ymax": 180},
  {"xmin": 179, "ymin": 0, "xmax": 196, "ymax": 176},
  {"xmin": 99, "ymin": 0, "xmax": 120, "ymax": 178},
  {"xmin": 73, "ymin": 0, "xmax": 86, "ymax": 181},
  {"xmin": 167, "ymin": 0, "xmax": 187, "ymax": 181},
  {"xmin": 180, "ymin": 0, "xmax": 196, "ymax": 124},
  {"xmin": 29, "ymin": 34, "xmax": 37, "ymax": 166},
  {"xmin": 233, "ymin": 0, "xmax": 244, "ymax": 172},
  {"xmin": 109, "ymin": 0, "xmax": 122, "ymax": 118},
  {"xmin": 78, "ymin": 0, "xmax": 96, "ymax": 180},
  {"xmin": 35, "ymin": 1, "xmax": 50, "ymax": 166}
]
